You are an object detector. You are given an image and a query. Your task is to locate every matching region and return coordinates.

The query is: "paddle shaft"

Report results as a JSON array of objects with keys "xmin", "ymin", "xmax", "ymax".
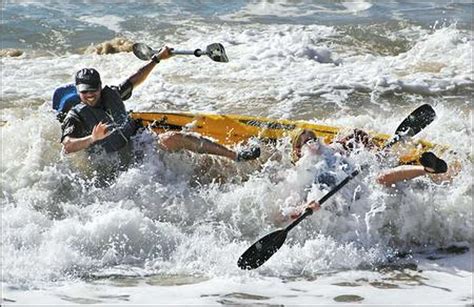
[
  {"xmin": 171, "ymin": 49, "xmax": 205, "ymax": 57},
  {"xmin": 383, "ymin": 135, "xmax": 402, "ymax": 149},
  {"xmin": 285, "ymin": 169, "xmax": 360, "ymax": 233}
]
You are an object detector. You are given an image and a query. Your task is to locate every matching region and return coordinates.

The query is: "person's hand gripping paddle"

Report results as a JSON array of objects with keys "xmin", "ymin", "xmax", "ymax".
[{"xmin": 132, "ymin": 42, "xmax": 229, "ymax": 63}]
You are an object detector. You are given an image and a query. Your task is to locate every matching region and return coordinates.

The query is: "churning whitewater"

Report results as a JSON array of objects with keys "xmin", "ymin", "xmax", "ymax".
[{"xmin": 1, "ymin": 1, "xmax": 472, "ymax": 305}]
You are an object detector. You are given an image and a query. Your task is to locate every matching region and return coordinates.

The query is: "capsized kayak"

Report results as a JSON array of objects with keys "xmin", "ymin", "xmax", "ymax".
[{"xmin": 130, "ymin": 111, "xmax": 450, "ymax": 164}]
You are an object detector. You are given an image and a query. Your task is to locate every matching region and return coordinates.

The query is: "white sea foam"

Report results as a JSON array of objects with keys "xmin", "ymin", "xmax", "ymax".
[
  {"xmin": 341, "ymin": 1, "xmax": 373, "ymax": 14},
  {"xmin": 124, "ymin": 23, "xmax": 471, "ymax": 117},
  {"xmin": 77, "ymin": 15, "xmax": 125, "ymax": 33},
  {"xmin": 221, "ymin": 0, "xmax": 374, "ymax": 22}
]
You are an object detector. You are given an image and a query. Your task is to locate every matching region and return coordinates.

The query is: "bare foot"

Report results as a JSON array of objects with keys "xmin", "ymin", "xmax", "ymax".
[{"xmin": 429, "ymin": 160, "xmax": 462, "ymax": 184}]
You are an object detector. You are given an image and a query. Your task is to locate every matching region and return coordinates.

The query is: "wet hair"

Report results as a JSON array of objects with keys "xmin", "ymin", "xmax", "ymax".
[
  {"xmin": 336, "ymin": 128, "xmax": 374, "ymax": 152},
  {"xmin": 290, "ymin": 129, "xmax": 318, "ymax": 163}
]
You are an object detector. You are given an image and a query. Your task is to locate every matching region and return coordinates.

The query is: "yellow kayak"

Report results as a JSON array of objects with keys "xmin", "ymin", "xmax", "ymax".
[{"xmin": 130, "ymin": 111, "xmax": 449, "ymax": 164}]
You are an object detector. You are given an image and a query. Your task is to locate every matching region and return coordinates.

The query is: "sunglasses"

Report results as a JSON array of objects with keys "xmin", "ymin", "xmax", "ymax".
[{"xmin": 79, "ymin": 89, "xmax": 100, "ymax": 94}]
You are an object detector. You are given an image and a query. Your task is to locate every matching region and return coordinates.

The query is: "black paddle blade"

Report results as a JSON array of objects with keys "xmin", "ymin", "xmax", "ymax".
[
  {"xmin": 206, "ymin": 43, "xmax": 229, "ymax": 63},
  {"xmin": 395, "ymin": 104, "xmax": 436, "ymax": 137},
  {"xmin": 238, "ymin": 229, "xmax": 287, "ymax": 270},
  {"xmin": 132, "ymin": 43, "xmax": 155, "ymax": 61}
]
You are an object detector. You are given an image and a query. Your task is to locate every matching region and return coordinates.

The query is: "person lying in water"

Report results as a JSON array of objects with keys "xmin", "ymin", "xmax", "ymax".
[
  {"xmin": 288, "ymin": 128, "xmax": 450, "ymax": 217},
  {"xmin": 58, "ymin": 46, "xmax": 259, "ymax": 162}
]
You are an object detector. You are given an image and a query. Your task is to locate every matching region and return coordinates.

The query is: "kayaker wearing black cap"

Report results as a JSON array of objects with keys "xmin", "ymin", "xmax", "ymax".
[
  {"xmin": 60, "ymin": 47, "xmax": 172, "ymax": 154},
  {"xmin": 60, "ymin": 46, "xmax": 260, "ymax": 162}
]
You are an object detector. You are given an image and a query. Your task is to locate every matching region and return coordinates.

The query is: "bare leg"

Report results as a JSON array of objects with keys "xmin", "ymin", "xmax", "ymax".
[{"xmin": 158, "ymin": 131, "xmax": 237, "ymax": 160}]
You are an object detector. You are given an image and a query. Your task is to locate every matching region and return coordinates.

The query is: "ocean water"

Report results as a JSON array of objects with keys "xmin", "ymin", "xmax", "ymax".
[{"xmin": 1, "ymin": 0, "xmax": 473, "ymax": 305}]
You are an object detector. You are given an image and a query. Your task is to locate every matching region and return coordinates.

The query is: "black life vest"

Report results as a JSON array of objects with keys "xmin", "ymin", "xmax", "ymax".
[{"xmin": 70, "ymin": 86, "xmax": 138, "ymax": 153}]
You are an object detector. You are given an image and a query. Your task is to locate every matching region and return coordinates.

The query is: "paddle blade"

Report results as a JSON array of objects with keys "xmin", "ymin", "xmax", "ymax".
[
  {"xmin": 132, "ymin": 43, "xmax": 155, "ymax": 61},
  {"xmin": 395, "ymin": 104, "xmax": 436, "ymax": 137},
  {"xmin": 238, "ymin": 229, "xmax": 287, "ymax": 270},
  {"xmin": 206, "ymin": 43, "xmax": 229, "ymax": 62}
]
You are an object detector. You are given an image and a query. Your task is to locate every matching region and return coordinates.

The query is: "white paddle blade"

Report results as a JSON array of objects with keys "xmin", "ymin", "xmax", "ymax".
[
  {"xmin": 132, "ymin": 43, "xmax": 156, "ymax": 61},
  {"xmin": 206, "ymin": 43, "xmax": 229, "ymax": 62}
]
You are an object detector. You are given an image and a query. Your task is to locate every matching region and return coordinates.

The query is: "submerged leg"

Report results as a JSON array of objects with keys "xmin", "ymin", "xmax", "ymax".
[{"xmin": 157, "ymin": 131, "xmax": 260, "ymax": 161}]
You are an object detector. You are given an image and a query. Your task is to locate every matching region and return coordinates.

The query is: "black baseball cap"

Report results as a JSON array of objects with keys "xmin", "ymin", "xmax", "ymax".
[{"xmin": 75, "ymin": 68, "xmax": 101, "ymax": 92}]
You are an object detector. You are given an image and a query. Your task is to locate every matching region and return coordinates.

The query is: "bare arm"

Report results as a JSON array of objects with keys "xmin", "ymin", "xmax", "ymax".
[
  {"xmin": 127, "ymin": 46, "xmax": 172, "ymax": 88},
  {"xmin": 62, "ymin": 122, "xmax": 110, "ymax": 154},
  {"xmin": 376, "ymin": 165, "xmax": 427, "ymax": 187}
]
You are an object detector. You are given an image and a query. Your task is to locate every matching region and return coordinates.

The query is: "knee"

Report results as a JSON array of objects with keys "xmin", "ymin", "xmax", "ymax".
[{"xmin": 158, "ymin": 131, "xmax": 184, "ymax": 151}]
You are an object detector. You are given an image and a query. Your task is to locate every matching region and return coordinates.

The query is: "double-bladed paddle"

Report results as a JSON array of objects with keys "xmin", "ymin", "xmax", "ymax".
[
  {"xmin": 237, "ymin": 104, "xmax": 437, "ymax": 270},
  {"xmin": 132, "ymin": 42, "xmax": 229, "ymax": 63}
]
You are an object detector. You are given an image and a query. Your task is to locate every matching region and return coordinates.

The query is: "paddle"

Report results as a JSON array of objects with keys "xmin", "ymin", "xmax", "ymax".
[
  {"xmin": 132, "ymin": 42, "xmax": 229, "ymax": 63},
  {"xmin": 237, "ymin": 169, "xmax": 360, "ymax": 270},
  {"xmin": 237, "ymin": 104, "xmax": 437, "ymax": 270},
  {"xmin": 384, "ymin": 104, "xmax": 436, "ymax": 148}
]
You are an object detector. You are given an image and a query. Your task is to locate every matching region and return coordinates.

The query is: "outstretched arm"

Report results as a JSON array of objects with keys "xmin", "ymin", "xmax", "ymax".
[{"xmin": 127, "ymin": 46, "xmax": 172, "ymax": 88}]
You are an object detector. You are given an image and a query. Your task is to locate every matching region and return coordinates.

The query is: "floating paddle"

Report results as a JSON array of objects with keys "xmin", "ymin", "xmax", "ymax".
[
  {"xmin": 132, "ymin": 42, "xmax": 229, "ymax": 63},
  {"xmin": 237, "ymin": 104, "xmax": 437, "ymax": 270}
]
